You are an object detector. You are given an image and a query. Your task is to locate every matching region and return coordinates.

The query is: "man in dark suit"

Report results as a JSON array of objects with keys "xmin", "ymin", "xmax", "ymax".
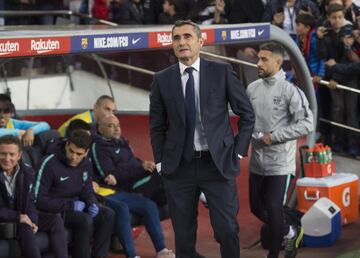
[{"xmin": 149, "ymin": 20, "xmax": 255, "ymax": 258}]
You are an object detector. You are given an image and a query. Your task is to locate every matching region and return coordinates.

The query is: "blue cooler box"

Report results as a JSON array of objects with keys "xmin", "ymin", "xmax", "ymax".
[{"xmin": 301, "ymin": 197, "xmax": 341, "ymax": 247}]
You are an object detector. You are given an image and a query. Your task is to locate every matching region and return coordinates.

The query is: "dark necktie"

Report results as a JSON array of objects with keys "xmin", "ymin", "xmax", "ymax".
[{"xmin": 183, "ymin": 67, "xmax": 196, "ymax": 162}]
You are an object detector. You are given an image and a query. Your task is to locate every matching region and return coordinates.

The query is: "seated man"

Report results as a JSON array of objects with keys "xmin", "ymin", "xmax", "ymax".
[
  {"xmin": 92, "ymin": 115, "xmax": 165, "ymax": 204},
  {"xmin": 0, "ymin": 135, "xmax": 67, "ymax": 258},
  {"xmin": 58, "ymin": 95, "xmax": 116, "ymax": 137},
  {"xmin": 91, "ymin": 115, "xmax": 174, "ymax": 258},
  {"xmin": 0, "ymin": 94, "xmax": 50, "ymax": 146},
  {"xmin": 34, "ymin": 131, "xmax": 115, "ymax": 258}
]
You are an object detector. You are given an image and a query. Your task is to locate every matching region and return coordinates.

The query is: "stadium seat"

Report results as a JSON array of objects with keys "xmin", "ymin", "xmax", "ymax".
[
  {"xmin": 27, "ymin": 146, "xmax": 44, "ymax": 168},
  {"xmin": 0, "ymin": 227, "xmax": 72, "ymax": 258},
  {"xmin": 0, "ymin": 232, "xmax": 49, "ymax": 258},
  {"xmin": 34, "ymin": 130, "xmax": 61, "ymax": 154},
  {"xmin": 21, "ymin": 148, "xmax": 33, "ymax": 167}
]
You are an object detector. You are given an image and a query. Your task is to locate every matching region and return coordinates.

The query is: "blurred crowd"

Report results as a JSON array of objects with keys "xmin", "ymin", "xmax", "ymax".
[{"xmin": 2, "ymin": 0, "xmax": 360, "ymax": 157}]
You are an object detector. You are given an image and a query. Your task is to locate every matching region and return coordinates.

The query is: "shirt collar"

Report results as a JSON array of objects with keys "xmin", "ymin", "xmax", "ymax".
[
  {"xmin": 2, "ymin": 163, "xmax": 20, "ymax": 178},
  {"xmin": 179, "ymin": 58, "xmax": 200, "ymax": 75},
  {"xmin": 263, "ymin": 69, "xmax": 286, "ymax": 85}
]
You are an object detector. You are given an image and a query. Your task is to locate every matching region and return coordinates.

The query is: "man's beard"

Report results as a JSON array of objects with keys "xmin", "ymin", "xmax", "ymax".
[{"xmin": 258, "ymin": 69, "xmax": 271, "ymax": 79}]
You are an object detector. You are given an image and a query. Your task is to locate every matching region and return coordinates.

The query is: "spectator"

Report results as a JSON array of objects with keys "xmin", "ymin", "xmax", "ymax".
[
  {"xmin": 295, "ymin": 13, "xmax": 325, "ymax": 95},
  {"xmin": 317, "ymin": 0, "xmax": 344, "ymax": 26},
  {"xmin": 57, "ymin": 95, "xmax": 116, "ymax": 137},
  {"xmin": 109, "ymin": 0, "xmax": 144, "ymax": 24},
  {"xmin": 91, "ymin": 115, "xmax": 174, "ymax": 258},
  {"xmin": 343, "ymin": 0, "xmax": 360, "ymax": 25},
  {"xmin": 352, "ymin": 29, "xmax": 360, "ymax": 55},
  {"xmin": 0, "ymin": 135, "xmax": 67, "ymax": 258},
  {"xmin": 317, "ymin": 3, "xmax": 359, "ymax": 156},
  {"xmin": 4, "ymin": 0, "xmax": 34, "ymax": 25},
  {"xmin": 92, "ymin": 0, "xmax": 110, "ymax": 20},
  {"xmin": 158, "ymin": 0, "xmax": 183, "ymax": 24},
  {"xmin": 35, "ymin": 131, "xmax": 115, "ymax": 258},
  {"xmin": 187, "ymin": 0, "xmax": 227, "ymax": 24},
  {"xmin": 0, "ymin": 94, "xmax": 50, "ymax": 146},
  {"xmin": 224, "ymin": 0, "xmax": 265, "ymax": 23},
  {"xmin": 36, "ymin": 0, "xmax": 64, "ymax": 25},
  {"xmin": 262, "ymin": 0, "xmax": 320, "ymax": 36}
]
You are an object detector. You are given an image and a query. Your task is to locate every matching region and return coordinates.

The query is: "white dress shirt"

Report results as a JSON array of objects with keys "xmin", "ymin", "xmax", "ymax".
[{"xmin": 179, "ymin": 58, "xmax": 209, "ymax": 152}]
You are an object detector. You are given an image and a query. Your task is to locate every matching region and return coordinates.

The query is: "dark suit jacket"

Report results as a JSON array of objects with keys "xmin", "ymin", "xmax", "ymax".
[
  {"xmin": 0, "ymin": 162, "xmax": 38, "ymax": 224},
  {"xmin": 150, "ymin": 58, "xmax": 254, "ymax": 179}
]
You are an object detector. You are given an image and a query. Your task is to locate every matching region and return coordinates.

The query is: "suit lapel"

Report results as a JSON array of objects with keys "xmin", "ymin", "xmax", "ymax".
[
  {"xmin": 200, "ymin": 58, "xmax": 210, "ymax": 119},
  {"xmin": 169, "ymin": 65, "xmax": 185, "ymax": 123}
]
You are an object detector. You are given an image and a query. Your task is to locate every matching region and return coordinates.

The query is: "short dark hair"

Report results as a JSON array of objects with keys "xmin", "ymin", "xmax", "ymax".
[
  {"xmin": 172, "ymin": 19, "xmax": 202, "ymax": 39},
  {"xmin": 66, "ymin": 119, "xmax": 91, "ymax": 137},
  {"xmin": 95, "ymin": 95, "xmax": 115, "ymax": 106},
  {"xmin": 0, "ymin": 93, "xmax": 15, "ymax": 113},
  {"xmin": 0, "ymin": 94, "xmax": 12, "ymax": 103},
  {"xmin": 296, "ymin": 13, "xmax": 316, "ymax": 28},
  {"xmin": 327, "ymin": 4, "xmax": 345, "ymax": 16},
  {"xmin": 0, "ymin": 135, "xmax": 21, "ymax": 151},
  {"xmin": 259, "ymin": 42, "xmax": 285, "ymax": 58},
  {"xmin": 67, "ymin": 130, "xmax": 92, "ymax": 150}
]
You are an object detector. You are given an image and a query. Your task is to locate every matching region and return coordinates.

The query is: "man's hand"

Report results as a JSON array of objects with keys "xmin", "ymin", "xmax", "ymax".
[
  {"xmin": 22, "ymin": 128, "xmax": 34, "ymax": 146},
  {"xmin": 142, "ymin": 160, "xmax": 156, "ymax": 172},
  {"xmin": 325, "ymin": 59, "xmax": 336, "ymax": 67},
  {"xmin": 317, "ymin": 26, "xmax": 328, "ymax": 39},
  {"xmin": 312, "ymin": 76, "xmax": 322, "ymax": 83},
  {"xmin": 261, "ymin": 132, "xmax": 272, "ymax": 145},
  {"xmin": 299, "ymin": 6, "xmax": 312, "ymax": 16},
  {"xmin": 87, "ymin": 203, "xmax": 99, "ymax": 218},
  {"xmin": 32, "ymin": 223, "xmax": 38, "ymax": 234},
  {"xmin": 327, "ymin": 79, "xmax": 338, "ymax": 90},
  {"xmin": 104, "ymin": 174, "xmax": 117, "ymax": 186},
  {"xmin": 19, "ymin": 214, "xmax": 33, "ymax": 227},
  {"xmin": 92, "ymin": 181, "xmax": 99, "ymax": 192},
  {"xmin": 243, "ymin": 47, "xmax": 258, "ymax": 58},
  {"xmin": 343, "ymin": 35, "xmax": 354, "ymax": 48}
]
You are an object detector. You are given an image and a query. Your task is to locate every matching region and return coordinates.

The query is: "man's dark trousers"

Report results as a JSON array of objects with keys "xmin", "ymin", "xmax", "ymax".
[
  {"xmin": 64, "ymin": 205, "xmax": 115, "ymax": 258},
  {"xmin": 18, "ymin": 213, "xmax": 67, "ymax": 258},
  {"xmin": 162, "ymin": 152, "xmax": 240, "ymax": 258}
]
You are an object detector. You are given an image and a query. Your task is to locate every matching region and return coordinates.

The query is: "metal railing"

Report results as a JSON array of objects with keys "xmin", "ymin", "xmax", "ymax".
[
  {"xmin": 2, "ymin": 11, "xmax": 358, "ymax": 134},
  {"xmin": 200, "ymin": 51, "xmax": 360, "ymax": 134}
]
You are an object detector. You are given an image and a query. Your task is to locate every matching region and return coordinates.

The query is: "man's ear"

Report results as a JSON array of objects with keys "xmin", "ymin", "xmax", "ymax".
[
  {"xmin": 199, "ymin": 37, "xmax": 204, "ymax": 47},
  {"xmin": 276, "ymin": 57, "xmax": 283, "ymax": 68}
]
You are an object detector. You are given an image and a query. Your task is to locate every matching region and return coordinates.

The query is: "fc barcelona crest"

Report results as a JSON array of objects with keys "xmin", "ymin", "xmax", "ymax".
[{"xmin": 81, "ymin": 38, "xmax": 89, "ymax": 49}]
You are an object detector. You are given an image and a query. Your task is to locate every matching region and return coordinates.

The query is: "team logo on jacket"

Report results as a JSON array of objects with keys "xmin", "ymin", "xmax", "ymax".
[
  {"xmin": 273, "ymin": 96, "xmax": 282, "ymax": 105},
  {"xmin": 83, "ymin": 171, "xmax": 88, "ymax": 182}
]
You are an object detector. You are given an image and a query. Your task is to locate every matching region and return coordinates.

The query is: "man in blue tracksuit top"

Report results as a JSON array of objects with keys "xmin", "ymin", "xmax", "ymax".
[
  {"xmin": 0, "ymin": 135, "xmax": 67, "ymax": 258},
  {"xmin": 0, "ymin": 94, "xmax": 50, "ymax": 146},
  {"xmin": 35, "ymin": 130, "xmax": 115, "ymax": 258}
]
